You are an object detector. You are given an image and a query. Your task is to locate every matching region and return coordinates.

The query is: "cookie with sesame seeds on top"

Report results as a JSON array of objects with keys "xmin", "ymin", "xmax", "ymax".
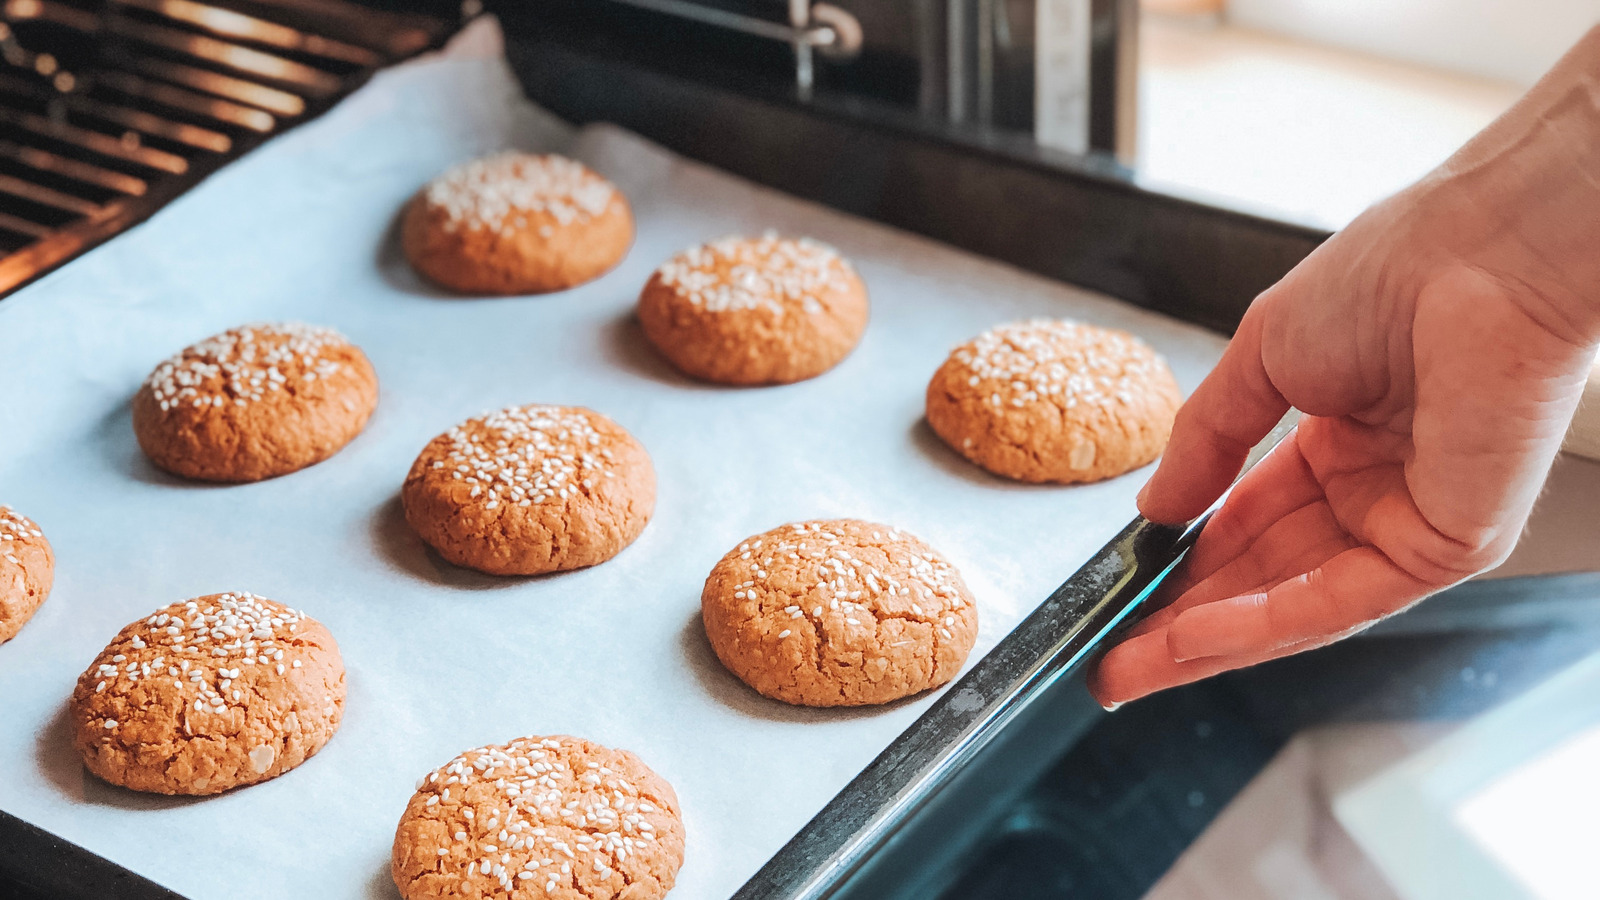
[
  {"xmin": 925, "ymin": 318, "xmax": 1182, "ymax": 484},
  {"xmin": 701, "ymin": 519, "xmax": 978, "ymax": 707},
  {"xmin": 402, "ymin": 404, "xmax": 655, "ymax": 576},
  {"xmin": 0, "ymin": 505, "xmax": 52, "ymax": 645},
  {"xmin": 637, "ymin": 233, "xmax": 869, "ymax": 385},
  {"xmin": 68, "ymin": 592, "xmax": 345, "ymax": 795},
  {"xmin": 402, "ymin": 151, "xmax": 634, "ymax": 295},
  {"xmin": 132, "ymin": 322, "xmax": 379, "ymax": 482},
  {"xmin": 391, "ymin": 735, "xmax": 685, "ymax": 900}
]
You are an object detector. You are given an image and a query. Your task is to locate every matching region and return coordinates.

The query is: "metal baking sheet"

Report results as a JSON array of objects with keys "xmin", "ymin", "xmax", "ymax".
[{"xmin": 0, "ymin": 54, "xmax": 1227, "ymax": 900}]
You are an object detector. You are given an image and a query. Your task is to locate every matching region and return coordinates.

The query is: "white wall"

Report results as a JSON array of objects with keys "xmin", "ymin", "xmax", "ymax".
[{"xmin": 1226, "ymin": 0, "xmax": 1600, "ymax": 86}]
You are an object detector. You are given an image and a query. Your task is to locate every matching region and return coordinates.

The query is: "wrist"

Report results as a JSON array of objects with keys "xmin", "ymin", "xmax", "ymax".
[{"xmin": 1422, "ymin": 26, "xmax": 1600, "ymax": 345}]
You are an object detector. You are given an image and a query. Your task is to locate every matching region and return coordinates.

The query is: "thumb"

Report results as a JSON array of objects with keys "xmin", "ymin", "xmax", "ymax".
[{"xmin": 1139, "ymin": 303, "xmax": 1289, "ymax": 523}]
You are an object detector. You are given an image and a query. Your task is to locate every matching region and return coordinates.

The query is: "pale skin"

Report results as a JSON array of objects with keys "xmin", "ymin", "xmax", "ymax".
[{"xmin": 1089, "ymin": 26, "xmax": 1600, "ymax": 707}]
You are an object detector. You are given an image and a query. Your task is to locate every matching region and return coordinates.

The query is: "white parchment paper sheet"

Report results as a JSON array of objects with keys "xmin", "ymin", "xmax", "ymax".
[{"xmin": 0, "ymin": 55, "xmax": 1226, "ymax": 900}]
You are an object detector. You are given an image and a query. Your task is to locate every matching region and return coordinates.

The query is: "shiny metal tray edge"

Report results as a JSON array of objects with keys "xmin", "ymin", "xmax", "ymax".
[
  {"xmin": 734, "ymin": 514, "xmax": 1200, "ymax": 900},
  {"xmin": 739, "ymin": 413, "xmax": 1302, "ymax": 900}
]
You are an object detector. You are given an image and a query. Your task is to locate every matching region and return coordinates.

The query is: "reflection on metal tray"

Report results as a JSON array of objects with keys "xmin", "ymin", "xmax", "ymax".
[{"xmin": 0, "ymin": 0, "xmax": 450, "ymax": 297}]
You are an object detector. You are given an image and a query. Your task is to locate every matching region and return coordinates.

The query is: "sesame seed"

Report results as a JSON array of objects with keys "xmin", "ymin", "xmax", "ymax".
[
  {"xmin": 409, "ymin": 737, "xmax": 671, "ymax": 891},
  {"xmin": 946, "ymin": 318, "xmax": 1165, "ymax": 417},
  {"xmin": 423, "ymin": 152, "xmax": 616, "ymax": 234},
  {"xmin": 81, "ymin": 594, "xmax": 312, "ymax": 720},
  {"xmin": 715, "ymin": 517, "xmax": 975, "ymax": 699},
  {"xmin": 423, "ymin": 405, "xmax": 624, "ymax": 510},
  {"xmin": 653, "ymin": 232, "xmax": 854, "ymax": 317},
  {"xmin": 141, "ymin": 323, "xmax": 351, "ymax": 414}
]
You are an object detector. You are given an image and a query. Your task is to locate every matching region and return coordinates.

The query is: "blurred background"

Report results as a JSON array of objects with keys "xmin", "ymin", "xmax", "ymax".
[{"xmin": 1132, "ymin": 0, "xmax": 1592, "ymax": 227}]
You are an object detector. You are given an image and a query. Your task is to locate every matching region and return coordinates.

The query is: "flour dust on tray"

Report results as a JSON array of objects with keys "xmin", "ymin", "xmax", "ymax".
[
  {"xmin": 701, "ymin": 518, "xmax": 978, "ymax": 706},
  {"xmin": 68, "ymin": 592, "xmax": 345, "ymax": 795},
  {"xmin": 402, "ymin": 404, "xmax": 655, "ymax": 576},
  {"xmin": 0, "ymin": 505, "xmax": 52, "ymax": 645},
  {"xmin": 402, "ymin": 151, "xmax": 634, "ymax": 295},
  {"xmin": 132, "ymin": 322, "xmax": 380, "ymax": 482},
  {"xmin": 638, "ymin": 232, "xmax": 869, "ymax": 385},
  {"xmin": 926, "ymin": 318, "xmax": 1182, "ymax": 483},
  {"xmin": 391, "ymin": 735, "xmax": 685, "ymax": 900}
]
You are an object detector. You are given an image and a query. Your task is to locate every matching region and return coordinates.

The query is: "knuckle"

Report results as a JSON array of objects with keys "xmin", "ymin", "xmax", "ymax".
[{"xmin": 1406, "ymin": 525, "xmax": 1514, "ymax": 585}]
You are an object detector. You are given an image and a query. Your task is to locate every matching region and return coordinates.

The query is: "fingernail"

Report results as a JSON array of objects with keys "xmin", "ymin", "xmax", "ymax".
[{"xmin": 1100, "ymin": 700, "xmax": 1123, "ymax": 712}]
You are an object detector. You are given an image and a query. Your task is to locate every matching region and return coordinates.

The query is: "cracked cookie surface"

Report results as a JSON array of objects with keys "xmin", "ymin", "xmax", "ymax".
[
  {"xmin": 69, "ymin": 592, "xmax": 345, "ymax": 795},
  {"xmin": 701, "ymin": 519, "xmax": 977, "ymax": 707},
  {"xmin": 925, "ymin": 318, "xmax": 1181, "ymax": 483},
  {"xmin": 402, "ymin": 404, "xmax": 655, "ymax": 576},
  {"xmin": 0, "ymin": 506, "xmax": 52, "ymax": 644},
  {"xmin": 132, "ymin": 322, "xmax": 379, "ymax": 482},
  {"xmin": 391, "ymin": 735, "xmax": 685, "ymax": 900},
  {"xmin": 637, "ymin": 233, "xmax": 868, "ymax": 385},
  {"xmin": 402, "ymin": 152, "xmax": 633, "ymax": 295}
]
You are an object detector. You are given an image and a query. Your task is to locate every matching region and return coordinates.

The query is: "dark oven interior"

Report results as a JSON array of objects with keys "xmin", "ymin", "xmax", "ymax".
[{"xmin": 0, "ymin": 0, "xmax": 451, "ymax": 296}]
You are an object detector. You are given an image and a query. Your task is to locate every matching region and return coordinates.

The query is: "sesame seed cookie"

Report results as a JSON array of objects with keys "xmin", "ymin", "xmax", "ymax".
[
  {"xmin": 132, "ymin": 322, "xmax": 380, "ymax": 483},
  {"xmin": 402, "ymin": 405, "xmax": 655, "ymax": 576},
  {"xmin": 69, "ymin": 592, "xmax": 345, "ymax": 796},
  {"xmin": 925, "ymin": 319, "xmax": 1182, "ymax": 484},
  {"xmin": 637, "ymin": 233, "xmax": 869, "ymax": 385},
  {"xmin": 701, "ymin": 519, "xmax": 977, "ymax": 707},
  {"xmin": 402, "ymin": 152, "xmax": 633, "ymax": 295},
  {"xmin": 392, "ymin": 735, "xmax": 685, "ymax": 900},
  {"xmin": 0, "ymin": 506, "xmax": 52, "ymax": 645}
]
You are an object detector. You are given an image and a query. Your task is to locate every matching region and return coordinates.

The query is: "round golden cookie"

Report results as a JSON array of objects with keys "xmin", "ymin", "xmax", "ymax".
[
  {"xmin": 391, "ymin": 735, "xmax": 686, "ymax": 900},
  {"xmin": 0, "ymin": 506, "xmax": 52, "ymax": 645},
  {"xmin": 926, "ymin": 318, "xmax": 1182, "ymax": 484},
  {"xmin": 701, "ymin": 519, "xmax": 977, "ymax": 707},
  {"xmin": 402, "ymin": 152, "xmax": 633, "ymax": 295},
  {"xmin": 637, "ymin": 233, "xmax": 869, "ymax": 385},
  {"xmin": 68, "ymin": 592, "xmax": 345, "ymax": 796},
  {"xmin": 132, "ymin": 322, "xmax": 380, "ymax": 483},
  {"xmin": 402, "ymin": 405, "xmax": 655, "ymax": 576}
]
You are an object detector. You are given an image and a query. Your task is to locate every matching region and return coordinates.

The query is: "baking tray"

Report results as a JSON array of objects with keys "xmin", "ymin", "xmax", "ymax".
[{"xmin": 0, "ymin": 54, "xmax": 1231, "ymax": 899}]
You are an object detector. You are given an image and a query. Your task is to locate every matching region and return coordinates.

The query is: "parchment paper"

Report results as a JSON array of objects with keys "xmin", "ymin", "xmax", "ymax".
[{"xmin": 0, "ymin": 54, "xmax": 1227, "ymax": 900}]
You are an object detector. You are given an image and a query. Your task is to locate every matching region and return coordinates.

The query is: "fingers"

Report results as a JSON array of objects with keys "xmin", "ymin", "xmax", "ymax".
[
  {"xmin": 1139, "ymin": 306, "xmax": 1291, "ymax": 524},
  {"xmin": 1088, "ymin": 622, "xmax": 1327, "ymax": 706},
  {"xmin": 1169, "ymin": 434, "xmax": 1322, "ymax": 582},
  {"xmin": 1165, "ymin": 546, "xmax": 1435, "ymax": 662},
  {"xmin": 1119, "ymin": 438, "xmax": 1328, "ymax": 640},
  {"xmin": 1089, "ymin": 499, "xmax": 1426, "ymax": 706}
]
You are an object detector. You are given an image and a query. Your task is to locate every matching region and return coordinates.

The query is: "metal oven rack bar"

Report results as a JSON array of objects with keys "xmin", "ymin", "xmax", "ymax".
[{"xmin": 0, "ymin": 0, "xmax": 453, "ymax": 299}]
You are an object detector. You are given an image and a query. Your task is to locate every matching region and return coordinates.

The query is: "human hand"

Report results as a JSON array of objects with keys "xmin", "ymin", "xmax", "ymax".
[{"xmin": 1088, "ymin": 28, "xmax": 1600, "ymax": 706}]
